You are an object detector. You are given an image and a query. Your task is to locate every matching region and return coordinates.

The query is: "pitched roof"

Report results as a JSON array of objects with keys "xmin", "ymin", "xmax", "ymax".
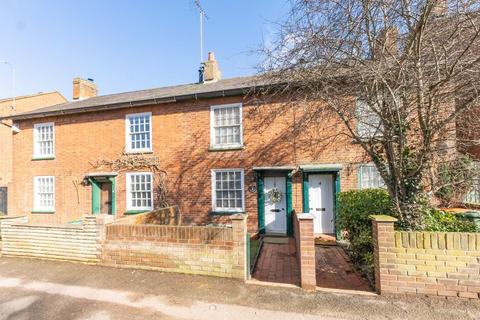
[
  {"xmin": 0, "ymin": 91, "xmax": 68, "ymax": 119},
  {"xmin": 5, "ymin": 75, "xmax": 265, "ymax": 121},
  {"xmin": 0, "ymin": 91, "xmax": 64, "ymax": 104}
]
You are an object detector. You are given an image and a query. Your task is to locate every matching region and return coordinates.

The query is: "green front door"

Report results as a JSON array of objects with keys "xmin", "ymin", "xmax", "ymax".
[
  {"xmin": 257, "ymin": 171, "xmax": 293, "ymax": 236},
  {"xmin": 89, "ymin": 176, "xmax": 116, "ymax": 215}
]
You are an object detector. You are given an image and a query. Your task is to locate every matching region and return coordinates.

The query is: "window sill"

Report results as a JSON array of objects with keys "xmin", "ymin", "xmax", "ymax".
[
  {"xmin": 210, "ymin": 211, "xmax": 246, "ymax": 216},
  {"xmin": 32, "ymin": 156, "xmax": 55, "ymax": 161},
  {"xmin": 31, "ymin": 210, "xmax": 55, "ymax": 214},
  {"xmin": 124, "ymin": 209, "xmax": 151, "ymax": 215},
  {"xmin": 352, "ymin": 136, "xmax": 384, "ymax": 144},
  {"xmin": 209, "ymin": 145, "xmax": 245, "ymax": 152},
  {"xmin": 124, "ymin": 150, "xmax": 154, "ymax": 155}
]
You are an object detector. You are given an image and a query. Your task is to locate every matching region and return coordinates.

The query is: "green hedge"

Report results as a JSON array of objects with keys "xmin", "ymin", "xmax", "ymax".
[
  {"xmin": 423, "ymin": 208, "xmax": 477, "ymax": 232},
  {"xmin": 337, "ymin": 189, "xmax": 394, "ymax": 267},
  {"xmin": 337, "ymin": 189, "xmax": 477, "ymax": 269}
]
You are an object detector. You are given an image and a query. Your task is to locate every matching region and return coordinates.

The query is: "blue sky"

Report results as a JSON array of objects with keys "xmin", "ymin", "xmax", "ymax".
[{"xmin": 0, "ymin": 0, "xmax": 289, "ymax": 99}]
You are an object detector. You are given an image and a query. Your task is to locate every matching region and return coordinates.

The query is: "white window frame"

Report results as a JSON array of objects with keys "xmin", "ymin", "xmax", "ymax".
[
  {"xmin": 126, "ymin": 172, "xmax": 154, "ymax": 211},
  {"xmin": 466, "ymin": 162, "xmax": 480, "ymax": 204},
  {"xmin": 125, "ymin": 112, "xmax": 153, "ymax": 153},
  {"xmin": 358, "ymin": 164, "xmax": 386, "ymax": 189},
  {"xmin": 211, "ymin": 168, "xmax": 245, "ymax": 213},
  {"xmin": 210, "ymin": 103, "xmax": 243, "ymax": 149},
  {"xmin": 33, "ymin": 176, "xmax": 55, "ymax": 212},
  {"xmin": 356, "ymin": 99, "xmax": 383, "ymax": 139},
  {"xmin": 33, "ymin": 122, "xmax": 55, "ymax": 158}
]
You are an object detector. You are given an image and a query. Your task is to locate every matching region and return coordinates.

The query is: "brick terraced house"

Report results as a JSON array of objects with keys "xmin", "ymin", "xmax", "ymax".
[
  {"xmin": 0, "ymin": 91, "xmax": 67, "ymax": 214},
  {"xmin": 0, "ymin": 53, "xmax": 409, "ymax": 235}
]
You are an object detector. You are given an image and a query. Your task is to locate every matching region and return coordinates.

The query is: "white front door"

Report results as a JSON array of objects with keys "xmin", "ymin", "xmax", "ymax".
[
  {"xmin": 264, "ymin": 176, "xmax": 287, "ymax": 234},
  {"xmin": 308, "ymin": 174, "xmax": 335, "ymax": 234}
]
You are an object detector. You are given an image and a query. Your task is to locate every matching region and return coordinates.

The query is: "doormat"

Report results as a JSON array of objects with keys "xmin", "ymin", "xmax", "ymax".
[
  {"xmin": 315, "ymin": 239, "xmax": 337, "ymax": 246},
  {"xmin": 315, "ymin": 235, "xmax": 337, "ymax": 246},
  {"xmin": 263, "ymin": 236, "xmax": 289, "ymax": 244}
]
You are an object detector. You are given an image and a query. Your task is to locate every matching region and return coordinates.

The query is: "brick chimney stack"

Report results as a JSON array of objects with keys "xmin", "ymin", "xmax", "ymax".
[
  {"xmin": 374, "ymin": 27, "xmax": 398, "ymax": 58},
  {"xmin": 432, "ymin": 0, "xmax": 448, "ymax": 16},
  {"xmin": 73, "ymin": 77, "xmax": 98, "ymax": 100},
  {"xmin": 200, "ymin": 52, "xmax": 221, "ymax": 83}
]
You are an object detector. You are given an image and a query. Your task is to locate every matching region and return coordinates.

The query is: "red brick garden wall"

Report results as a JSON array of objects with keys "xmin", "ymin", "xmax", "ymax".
[
  {"xmin": 101, "ymin": 214, "xmax": 247, "ymax": 279},
  {"xmin": 372, "ymin": 216, "xmax": 480, "ymax": 299}
]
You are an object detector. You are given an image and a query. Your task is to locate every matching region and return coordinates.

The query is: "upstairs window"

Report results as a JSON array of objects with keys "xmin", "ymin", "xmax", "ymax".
[
  {"xmin": 466, "ymin": 185, "xmax": 480, "ymax": 205},
  {"xmin": 466, "ymin": 163, "xmax": 480, "ymax": 204},
  {"xmin": 356, "ymin": 99, "xmax": 382, "ymax": 139},
  {"xmin": 211, "ymin": 169, "xmax": 244, "ymax": 212},
  {"xmin": 33, "ymin": 176, "xmax": 55, "ymax": 211},
  {"xmin": 358, "ymin": 164, "xmax": 385, "ymax": 189},
  {"xmin": 126, "ymin": 112, "xmax": 152, "ymax": 152},
  {"xmin": 33, "ymin": 122, "xmax": 55, "ymax": 158},
  {"xmin": 210, "ymin": 104, "xmax": 243, "ymax": 149},
  {"xmin": 126, "ymin": 172, "xmax": 153, "ymax": 211}
]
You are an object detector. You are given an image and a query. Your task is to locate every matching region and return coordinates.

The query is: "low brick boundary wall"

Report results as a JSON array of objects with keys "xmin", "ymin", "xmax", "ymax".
[
  {"xmin": 293, "ymin": 212, "xmax": 316, "ymax": 290},
  {"xmin": 101, "ymin": 214, "xmax": 248, "ymax": 279},
  {"xmin": 371, "ymin": 215, "xmax": 480, "ymax": 299},
  {"xmin": 113, "ymin": 206, "xmax": 181, "ymax": 225},
  {"xmin": 0, "ymin": 216, "xmax": 110, "ymax": 263}
]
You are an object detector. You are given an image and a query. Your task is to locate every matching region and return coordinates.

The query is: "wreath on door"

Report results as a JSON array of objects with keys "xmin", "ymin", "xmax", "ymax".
[{"xmin": 267, "ymin": 188, "xmax": 283, "ymax": 203}]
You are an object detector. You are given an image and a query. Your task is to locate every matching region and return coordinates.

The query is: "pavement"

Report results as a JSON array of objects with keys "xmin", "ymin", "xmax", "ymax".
[{"xmin": 0, "ymin": 257, "xmax": 480, "ymax": 320}]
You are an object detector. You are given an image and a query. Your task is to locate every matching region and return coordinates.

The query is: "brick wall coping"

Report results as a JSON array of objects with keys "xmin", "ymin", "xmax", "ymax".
[
  {"xmin": 8, "ymin": 223, "xmax": 83, "ymax": 230},
  {"xmin": 369, "ymin": 215, "xmax": 398, "ymax": 222},
  {"xmin": 109, "ymin": 223, "xmax": 232, "ymax": 230},
  {"xmin": 0, "ymin": 216, "xmax": 27, "ymax": 220},
  {"xmin": 296, "ymin": 213, "xmax": 314, "ymax": 220}
]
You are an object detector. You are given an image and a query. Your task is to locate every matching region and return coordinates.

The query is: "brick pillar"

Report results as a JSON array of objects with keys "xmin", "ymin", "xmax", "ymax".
[
  {"xmin": 82, "ymin": 215, "xmax": 109, "ymax": 261},
  {"xmin": 230, "ymin": 214, "xmax": 247, "ymax": 280},
  {"xmin": 370, "ymin": 215, "xmax": 397, "ymax": 294},
  {"xmin": 296, "ymin": 213, "xmax": 316, "ymax": 291}
]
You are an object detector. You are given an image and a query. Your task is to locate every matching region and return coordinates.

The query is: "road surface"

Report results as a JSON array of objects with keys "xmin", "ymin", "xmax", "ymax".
[{"xmin": 0, "ymin": 257, "xmax": 478, "ymax": 319}]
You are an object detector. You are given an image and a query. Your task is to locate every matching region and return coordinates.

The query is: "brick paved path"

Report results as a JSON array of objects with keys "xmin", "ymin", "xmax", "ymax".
[
  {"xmin": 253, "ymin": 238, "xmax": 371, "ymax": 292},
  {"xmin": 315, "ymin": 245, "xmax": 372, "ymax": 291},
  {"xmin": 253, "ymin": 239, "xmax": 300, "ymax": 285}
]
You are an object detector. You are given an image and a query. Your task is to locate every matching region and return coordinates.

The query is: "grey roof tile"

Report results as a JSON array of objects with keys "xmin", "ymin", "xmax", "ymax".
[{"xmin": 6, "ymin": 75, "xmax": 264, "ymax": 120}]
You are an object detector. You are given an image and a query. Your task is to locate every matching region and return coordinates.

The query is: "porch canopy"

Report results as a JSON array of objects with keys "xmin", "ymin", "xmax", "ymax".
[{"xmin": 85, "ymin": 172, "xmax": 118, "ymax": 183}]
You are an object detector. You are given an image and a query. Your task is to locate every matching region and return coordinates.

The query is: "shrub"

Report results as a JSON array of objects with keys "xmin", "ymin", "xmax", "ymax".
[
  {"xmin": 337, "ymin": 189, "xmax": 394, "ymax": 267},
  {"xmin": 423, "ymin": 208, "xmax": 477, "ymax": 232},
  {"xmin": 434, "ymin": 155, "xmax": 478, "ymax": 207}
]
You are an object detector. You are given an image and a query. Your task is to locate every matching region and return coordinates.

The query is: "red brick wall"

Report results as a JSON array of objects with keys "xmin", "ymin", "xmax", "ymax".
[
  {"xmin": 0, "ymin": 92, "xmax": 66, "ymax": 188},
  {"xmin": 102, "ymin": 214, "xmax": 247, "ymax": 279},
  {"xmin": 9, "ymin": 96, "xmax": 366, "ymax": 232}
]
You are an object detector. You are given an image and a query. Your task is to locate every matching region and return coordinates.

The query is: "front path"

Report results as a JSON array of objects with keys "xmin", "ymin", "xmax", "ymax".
[
  {"xmin": 253, "ymin": 239, "xmax": 371, "ymax": 292},
  {"xmin": 315, "ymin": 245, "xmax": 372, "ymax": 291},
  {"xmin": 0, "ymin": 257, "xmax": 479, "ymax": 319},
  {"xmin": 253, "ymin": 239, "xmax": 299, "ymax": 285}
]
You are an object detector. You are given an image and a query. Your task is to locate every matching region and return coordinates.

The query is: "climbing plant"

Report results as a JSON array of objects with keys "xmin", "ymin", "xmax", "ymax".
[{"xmin": 90, "ymin": 152, "xmax": 169, "ymax": 208}]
